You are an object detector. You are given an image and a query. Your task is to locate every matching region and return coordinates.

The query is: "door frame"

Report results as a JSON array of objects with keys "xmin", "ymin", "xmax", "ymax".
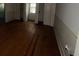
[{"xmin": 35, "ymin": 3, "xmax": 39, "ymax": 24}]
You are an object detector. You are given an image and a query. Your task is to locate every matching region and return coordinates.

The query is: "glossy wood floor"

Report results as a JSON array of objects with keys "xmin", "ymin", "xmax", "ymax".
[{"xmin": 0, "ymin": 21, "xmax": 60, "ymax": 56}]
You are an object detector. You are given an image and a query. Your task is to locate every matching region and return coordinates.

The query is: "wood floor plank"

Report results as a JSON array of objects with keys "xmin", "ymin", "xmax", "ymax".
[{"xmin": 0, "ymin": 21, "xmax": 60, "ymax": 56}]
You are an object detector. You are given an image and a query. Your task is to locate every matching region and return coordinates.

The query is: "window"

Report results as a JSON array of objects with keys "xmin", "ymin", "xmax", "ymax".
[
  {"xmin": 0, "ymin": 4, "xmax": 4, "ymax": 9},
  {"xmin": 30, "ymin": 3, "xmax": 36, "ymax": 13}
]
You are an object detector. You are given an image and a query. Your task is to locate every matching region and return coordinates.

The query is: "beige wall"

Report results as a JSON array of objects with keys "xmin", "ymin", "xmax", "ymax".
[
  {"xmin": 56, "ymin": 3, "xmax": 79, "ymax": 35},
  {"xmin": 5, "ymin": 3, "xmax": 20, "ymax": 23},
  {"xmin": 54, "ymin": 16, "xmax": 77, "ymax": 55},
  {"xmin": 54, "ymin": 3, "xmax": 79, "ymax": 55}
]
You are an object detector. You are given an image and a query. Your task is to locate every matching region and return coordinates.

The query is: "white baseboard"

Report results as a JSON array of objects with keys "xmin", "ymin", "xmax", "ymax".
[{"xmin": 54, "ymin": 16, "xmax": 77, "ymax": 56}]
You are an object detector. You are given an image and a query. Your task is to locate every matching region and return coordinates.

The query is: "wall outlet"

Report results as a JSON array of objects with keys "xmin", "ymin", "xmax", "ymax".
[{"xmin": 64, "ymin": 45, "xmax": 70, "ymax": 56}]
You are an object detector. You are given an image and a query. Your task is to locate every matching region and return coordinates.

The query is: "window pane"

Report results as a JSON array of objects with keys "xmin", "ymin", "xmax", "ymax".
[
  {"xmin": 30, "ymin": 7, "xmax": 36, "ymax": 13},
  {"xmin": 30, "ymin": 3, "xmax": 36, "ymax": 7},
  {"xmin": 30, "ymin": 3, "xmax": 36, "ymax": 13}
]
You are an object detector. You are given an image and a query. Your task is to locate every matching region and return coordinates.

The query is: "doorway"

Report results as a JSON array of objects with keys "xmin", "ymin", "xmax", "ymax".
[
  {"xmin": 25, "ymin": 3, "xmax": 44, "ymax": 24},
  {"xmin": 28, "ymin": 3, "xmax": 36, "ymax": 22},
  {"xmin": 38, "ymin": 3, "xmax": 44, "ymax": 25},
  {"xmin": 0, "ymin": 3, "xmax": 5, "ymax": 24}
]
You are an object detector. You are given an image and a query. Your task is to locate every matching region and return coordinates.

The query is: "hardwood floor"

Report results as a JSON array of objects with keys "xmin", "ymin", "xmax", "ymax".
[{"xmin": 0, "ymin": 21, "xmax": 60, "ymax": 56}]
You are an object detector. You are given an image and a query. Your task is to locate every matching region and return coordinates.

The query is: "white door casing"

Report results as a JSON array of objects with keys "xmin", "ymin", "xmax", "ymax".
[
  {"xmin": 35, "ymin": 3, "xmax": 39, "ymax": 24},
  {"xmin": 44, "ymin": 3, "xmax": 56, "ymax": 26}
]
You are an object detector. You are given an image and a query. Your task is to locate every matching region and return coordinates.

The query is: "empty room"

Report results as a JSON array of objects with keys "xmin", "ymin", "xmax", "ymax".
[{"xmin": 0, "ymin": 3, "xmax": 79, "ymax": 56}]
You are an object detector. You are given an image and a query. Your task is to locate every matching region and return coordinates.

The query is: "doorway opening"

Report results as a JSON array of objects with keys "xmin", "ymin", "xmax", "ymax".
[
  {"xmin": 0, "ymin": 3, "xmax": 5, "ymax": 24},
  {"xmin": 28, "ymin": 3, "xmax": 36, "ymax": 22},
  {"xmin": 25, "ymin": 3, "xmax": 44, "ymax": 25}
]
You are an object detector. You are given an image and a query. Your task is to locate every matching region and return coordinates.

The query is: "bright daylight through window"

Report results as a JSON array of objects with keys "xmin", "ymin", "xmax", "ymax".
[{"xmin": 30, "ymin": 3, "xmax": 36, "ymax": 13}]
